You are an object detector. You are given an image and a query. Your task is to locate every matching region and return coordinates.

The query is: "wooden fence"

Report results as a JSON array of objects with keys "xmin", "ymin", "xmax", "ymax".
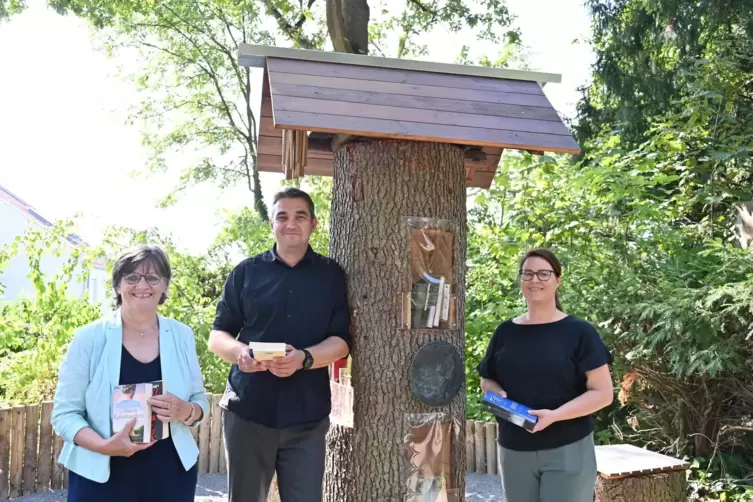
[
  {"xmin": 0, "ymin": 395, "xmax": 229, "ymax": 500},
  {"xmin": 465, "ymin": 420, "xmax": 500, "ymax": 476},
  {"xmin": 0, "ymin": 396, "xmax": 500, "ymax": 500}
]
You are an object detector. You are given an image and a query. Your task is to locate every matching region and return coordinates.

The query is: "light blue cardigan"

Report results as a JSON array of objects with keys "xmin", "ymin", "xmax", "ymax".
[{"xmin": 51, "ymin": 309, "xmax": 209, "ymax": 483}]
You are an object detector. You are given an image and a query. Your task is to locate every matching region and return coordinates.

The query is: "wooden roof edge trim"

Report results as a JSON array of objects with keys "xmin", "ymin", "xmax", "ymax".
[
  {"xmin": 273, "ymin": 122, "xmax": 581, "ymax": 155},
  {"xmin": 238, "ymin": 44, "xmax": 562, "ymax": 85}
]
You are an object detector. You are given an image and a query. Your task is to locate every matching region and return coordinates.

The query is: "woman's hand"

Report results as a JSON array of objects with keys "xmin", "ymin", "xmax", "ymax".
[
  {"xmin": 480, "ymin": 377, "xmax": 507, "ymax": 398},
  {"xmin": 528, "ymin": 409, "xmax": 562, "ymax": 433},
  {"xmin": 103, "ymin": 419, "xmax": 154, "ymax": 457},
  {"xmin": 148, "ymin": 392, "xmax": 192, "ymax": 423}
]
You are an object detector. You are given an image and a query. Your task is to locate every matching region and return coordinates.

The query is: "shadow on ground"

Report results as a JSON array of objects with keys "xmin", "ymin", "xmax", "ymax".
[{"xmin": 11, "ymin": 472, "xmax": 504, "ymax": 501}]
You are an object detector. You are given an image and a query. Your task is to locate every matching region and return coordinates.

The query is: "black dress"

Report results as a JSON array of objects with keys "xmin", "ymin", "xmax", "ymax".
[{"xmin": 67, "ymin": 346, "xmax": 198, "ymax": 502}]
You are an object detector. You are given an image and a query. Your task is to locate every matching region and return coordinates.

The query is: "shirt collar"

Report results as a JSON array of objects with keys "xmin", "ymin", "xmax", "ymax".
[{"xmin": 265, "ymin": 244, "xmax": 315, "ymax": 264}]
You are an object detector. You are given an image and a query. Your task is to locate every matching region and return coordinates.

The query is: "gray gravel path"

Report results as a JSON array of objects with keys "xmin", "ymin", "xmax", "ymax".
[{"xmin": 9, "ymin": 472, "xmax": 504, "ymax": 501}]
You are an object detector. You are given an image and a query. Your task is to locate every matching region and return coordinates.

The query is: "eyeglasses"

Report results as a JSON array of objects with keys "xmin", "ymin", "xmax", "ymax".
[
  {"xmin": 123, "ymin": 273, "xmax": 162, "ymax": 285},
  {"xmin": 520, "ymin": 270, "xmax": 555, "ymax": 281}
]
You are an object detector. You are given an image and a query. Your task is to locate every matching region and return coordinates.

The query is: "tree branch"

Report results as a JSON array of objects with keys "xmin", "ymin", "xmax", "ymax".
[
  {"xmin": 407, "ymin": 0, "xmax": 436, "ymax": 16},
  {"xmin": 146, "ymin": 3, "xmax": 247, "ymax": 99},
  {"xmin": 132, "ymin": 12, "xmax": 248, "ymax": 133},
  {"xmin": 261, "ymin": 0, "xmax": 318, "ymax": 49},
  {"xmin": 138, "ymin": 41, "xmax": 248, "ymax": 144}
]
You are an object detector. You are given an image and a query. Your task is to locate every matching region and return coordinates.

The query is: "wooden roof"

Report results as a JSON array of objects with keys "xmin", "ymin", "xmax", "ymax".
[{"xmin": 239, "ymin": 44, "xmax": 581, "ymax": 188}]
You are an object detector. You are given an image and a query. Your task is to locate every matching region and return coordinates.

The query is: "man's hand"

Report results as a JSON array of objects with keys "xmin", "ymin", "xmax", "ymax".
[
  {"xmin": 238, "ymin": 346, "xmax": 268, "ymax": 373},
  {"xmin": 103, "ymin": 418, "xmax": 154, "ymax": 457},
  {"xmin": 267, "ymin": 345, "xmax": 305, "ymax": 378}
]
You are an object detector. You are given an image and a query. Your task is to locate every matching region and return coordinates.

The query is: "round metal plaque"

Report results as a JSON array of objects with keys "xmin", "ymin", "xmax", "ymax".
[{"xmin": 409, "ymin": 340, "xmax": 463, "ymax": 407}]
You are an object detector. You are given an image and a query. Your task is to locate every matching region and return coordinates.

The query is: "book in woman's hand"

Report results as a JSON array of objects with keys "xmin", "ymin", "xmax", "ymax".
[
  {"xmin": 481, "ymin": 391, "xmax": 539, "ymax": 432},
  {"xmin": 112, "ymin": 381, "xmax": 170, "ymax": 443}
]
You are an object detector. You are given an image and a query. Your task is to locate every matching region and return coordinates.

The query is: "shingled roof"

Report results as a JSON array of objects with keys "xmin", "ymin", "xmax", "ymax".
[{"xmin": 239, "ymin": 45, "xmax": 580, "ymax": 188}]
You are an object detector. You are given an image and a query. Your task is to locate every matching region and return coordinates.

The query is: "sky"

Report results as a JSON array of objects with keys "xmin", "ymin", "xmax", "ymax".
[{"xmin": 0, "ymin": 0, "xmax": 594, "ymax": 254}]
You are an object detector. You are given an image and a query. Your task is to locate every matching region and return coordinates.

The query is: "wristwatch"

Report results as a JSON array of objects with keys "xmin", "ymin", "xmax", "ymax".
[{"xmin": 301, "ymin": 349, "xmax": 313, "ymax": 370}]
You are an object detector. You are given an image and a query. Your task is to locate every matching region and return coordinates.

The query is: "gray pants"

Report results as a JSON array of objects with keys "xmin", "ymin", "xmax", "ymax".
[
  {"xmin": 223, "ymin": 410, "xmax": 330, "ymax": 502},
  {"xmin": 498, "ymin": 433, "xmax": 597, "ymax": 502}
]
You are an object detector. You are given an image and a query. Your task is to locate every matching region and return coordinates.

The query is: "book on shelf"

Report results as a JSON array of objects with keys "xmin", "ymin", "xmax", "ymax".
[
  {"xmin": 112, "ymin": 380, "xmax": 170, "ymax": 443},
  {"xmin": 411, "ymin": 275, "xmax": 451, "ymax": 328}
]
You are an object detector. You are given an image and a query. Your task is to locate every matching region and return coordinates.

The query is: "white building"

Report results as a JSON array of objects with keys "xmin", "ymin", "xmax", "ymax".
[{"xmin": 0, "ymin": 184, "xmax": 110, "ymax": 309}]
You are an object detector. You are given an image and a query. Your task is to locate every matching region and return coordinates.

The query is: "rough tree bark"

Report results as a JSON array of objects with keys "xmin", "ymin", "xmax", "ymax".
[
  {"xmin": 324, "ymin": 141, "xmax": 467, "ymax": 501},
  {"xmin": 595, "ymin": 472, "xmax": 686, "ymax": 502},
  {"xmin": 326, "ymin": 0, "xmax": 369, "ymax": 54}
]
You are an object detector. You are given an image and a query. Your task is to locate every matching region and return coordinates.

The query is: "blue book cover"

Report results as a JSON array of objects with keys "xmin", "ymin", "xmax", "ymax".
[{"xmin": 481, "ymin": 391, "xmax": 538, "ymax": 432}]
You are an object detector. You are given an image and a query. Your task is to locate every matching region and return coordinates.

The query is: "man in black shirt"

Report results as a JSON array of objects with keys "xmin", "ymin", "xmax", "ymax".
[{"xmin": 209, "ymin": 187, "xmax": 351, "ymax": 502}]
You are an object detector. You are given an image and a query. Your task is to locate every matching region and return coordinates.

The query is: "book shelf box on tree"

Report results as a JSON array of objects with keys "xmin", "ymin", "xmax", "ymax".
[{"xmin": 238, "ymin": 44, "xmax": 580, "ymax": 502}]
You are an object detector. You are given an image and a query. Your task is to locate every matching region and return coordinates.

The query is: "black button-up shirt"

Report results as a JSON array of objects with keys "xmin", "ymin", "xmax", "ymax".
[{"xmin": 212, "ymin": 246, "xmax": 352, "ymax": 428}]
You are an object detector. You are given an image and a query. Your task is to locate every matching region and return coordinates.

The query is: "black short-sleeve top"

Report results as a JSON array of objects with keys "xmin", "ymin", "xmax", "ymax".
[{"xmin": 477, "ymin": 316, "xmax": 612, "ymax": 451}]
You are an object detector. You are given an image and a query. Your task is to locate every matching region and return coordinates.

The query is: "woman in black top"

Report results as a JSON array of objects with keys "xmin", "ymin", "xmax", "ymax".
[{"xmin": 477, "ymin": 249, "xmax": 613, "ymax": 502}]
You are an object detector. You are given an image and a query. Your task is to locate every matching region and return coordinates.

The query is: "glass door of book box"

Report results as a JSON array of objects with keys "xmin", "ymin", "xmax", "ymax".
[{"xmin": 402, "ymin": 217, "xmax": 458, "ymax": 330}]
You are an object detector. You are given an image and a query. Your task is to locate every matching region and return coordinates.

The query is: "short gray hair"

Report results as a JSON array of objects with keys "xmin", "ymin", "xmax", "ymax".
[{"xmin": 112, "ymin": 245, "xmax": 172, "ymax": 306}]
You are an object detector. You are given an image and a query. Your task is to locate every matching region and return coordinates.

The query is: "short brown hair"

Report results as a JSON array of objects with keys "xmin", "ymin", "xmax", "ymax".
[{"xmin": 112, "ymin": 245, "xmax": 172, "ymax": 306}]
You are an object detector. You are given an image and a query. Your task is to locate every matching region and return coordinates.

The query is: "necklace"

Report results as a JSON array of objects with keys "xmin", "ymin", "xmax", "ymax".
[{"xmin": 125, "ymin": 322, "xmax": 156, "ymax": 338}]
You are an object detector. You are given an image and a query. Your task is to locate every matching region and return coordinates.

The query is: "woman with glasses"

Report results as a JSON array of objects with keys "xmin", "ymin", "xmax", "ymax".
[
  {"xmin": 51, "ymin": 245, "xmax": 208, "ymax": 502},
  {"xmin": 476, "ymin": 248, "xmax": 613, "ymax": 502}
]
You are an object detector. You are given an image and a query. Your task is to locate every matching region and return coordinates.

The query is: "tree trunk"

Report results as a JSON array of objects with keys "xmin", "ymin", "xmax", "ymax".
[
  {"xmin": 595, "ymin": 472, "xmax": 686, "ymax": 502},
  {"xmin": 325, "ymin": 141, "xmax": 467, "ymax": 502}
]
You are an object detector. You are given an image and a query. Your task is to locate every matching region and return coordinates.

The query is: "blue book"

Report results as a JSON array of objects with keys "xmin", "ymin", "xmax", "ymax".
[{"xmin": 481, "ymin": 391, "xmax": 538, "ymax": 432}]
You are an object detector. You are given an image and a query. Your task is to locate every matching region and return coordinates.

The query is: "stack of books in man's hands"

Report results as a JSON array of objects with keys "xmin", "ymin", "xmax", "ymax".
[{"xmin": 248, "ymin": 341, "xmax": 287, "ymax": 361}]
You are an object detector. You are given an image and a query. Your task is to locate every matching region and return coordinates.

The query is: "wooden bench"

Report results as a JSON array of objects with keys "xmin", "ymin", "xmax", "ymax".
[{"xmin": 594, "ymin": 444, "xmax": 690, "ymax": 502}]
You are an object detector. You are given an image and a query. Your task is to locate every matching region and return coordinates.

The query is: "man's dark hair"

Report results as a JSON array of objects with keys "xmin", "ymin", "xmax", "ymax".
[
  {"xmin": 272, "ymin": 187, "xmax": 316, "ymax": 219},
  {"xmin": 112, "ymin": 245, "xmax": 172, "ymax": 306}
]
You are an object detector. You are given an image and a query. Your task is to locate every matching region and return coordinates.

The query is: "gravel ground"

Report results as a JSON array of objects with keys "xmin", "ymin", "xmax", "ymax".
[{"xmin": 9, "ymin": 472, "xmax": 504, "ymax": 501}]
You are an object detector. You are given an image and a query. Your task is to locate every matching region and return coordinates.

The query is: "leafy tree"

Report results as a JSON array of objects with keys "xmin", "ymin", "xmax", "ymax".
[
  {"xmin": 92, "ymin": 0, "xmax": 277, "ymax": 221},
  {"xmin": 576, "ymin": 0, "xmax": 753, "ymax": 147},
  {"xmin": 463, "ymin": 38, "xmax": 753, "ymax": 498},
  {"xmin": 0, "ymin": 221, "xmax": 103, "ymax": 406}
]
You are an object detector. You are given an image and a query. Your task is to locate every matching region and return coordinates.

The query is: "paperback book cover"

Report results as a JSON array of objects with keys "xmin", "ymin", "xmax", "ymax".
[
  {"xmin": 112, "ymin": 380, "xmax": 169, "ymax": 443},
  {"xmin": 481, "ymin": 391, "xmax": 538, "ymax": 432}
]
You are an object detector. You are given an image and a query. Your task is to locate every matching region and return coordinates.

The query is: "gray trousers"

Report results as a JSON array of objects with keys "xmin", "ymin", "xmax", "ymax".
[
  {"xmin": 223, "ymin": 409, "xmax": 330, "ymax": 502},
  {"xmin": 498, "ymin": 433, "xmax": 597, "ymax": 502}
]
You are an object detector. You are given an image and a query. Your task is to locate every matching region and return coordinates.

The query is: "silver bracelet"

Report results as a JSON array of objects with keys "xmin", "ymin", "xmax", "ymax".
[{"xmin": 183, "ymin": 403, "xmax": 197, "ymax": 425}]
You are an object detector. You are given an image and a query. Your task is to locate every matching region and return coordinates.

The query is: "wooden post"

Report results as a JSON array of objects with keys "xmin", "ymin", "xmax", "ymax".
[
  {"xmin": 465, "ymin": 420, "xmax": 474, "ymax": 473},
  {"xmin": 9, "ymin": 407, "xmax": 24, "ymax": 499},
  {"xmin": 209, "ymin": 395, "xmax": 222, "ymax": 474},
  {"xmin": 219, "ymin": 429, "xmax": 227, "ymax": 474},
  {"xmin": 474, "ymin": 420, "xmax": 485, "ymax": 473},
  {"xmin": 0, "ymin": 408, "xmax": 10, "ymax": 501},
  {"xmin": 485, "ymin": 422, "xmax": 496, "ymax": 475},
  {"xmin": 198, "ymin": 403, "xmax": 211, "ymax": 474},
  {"xmin": 23, "ymin": 404, "xmax": 39, "ymax": 495},
  {"xmin": 37, "ymin": 403, "xmax": 53, "ymax": 492},
  {"xmin": 51, "ymin": 434, "xmax": 64, "ymax": 490}
]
